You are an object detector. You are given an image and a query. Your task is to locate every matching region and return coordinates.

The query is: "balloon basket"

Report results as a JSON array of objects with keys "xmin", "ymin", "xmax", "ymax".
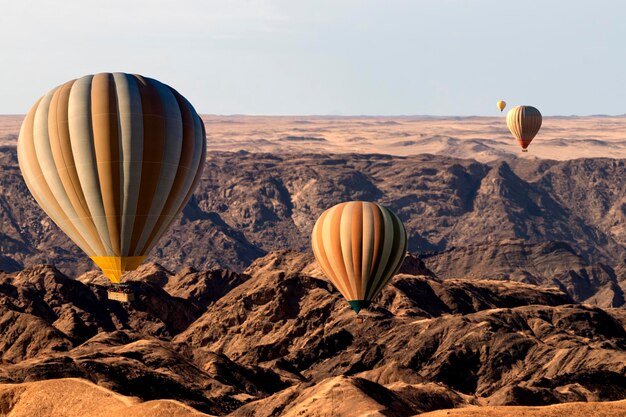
[
  {"xmin": 522, "ymin": 149, "xmax": 528, "ymax": 152},
  {"xmin": 108, "ymin": 284, "xmax": 135, "ymax": 303}
]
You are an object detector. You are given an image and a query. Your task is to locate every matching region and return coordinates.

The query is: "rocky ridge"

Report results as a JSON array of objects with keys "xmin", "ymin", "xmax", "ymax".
[
  {"xmin": 1, "ymin": 251, "xmax": 626, "ymax": 416},
  {"xmin": 1, "ymin": 148, "xmax": 625, "ymax": 277}
]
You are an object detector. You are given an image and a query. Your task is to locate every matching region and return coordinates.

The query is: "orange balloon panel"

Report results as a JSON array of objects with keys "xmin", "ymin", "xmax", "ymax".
[{"xmin": 311, "ymin": 201, "xmax": 407, "ymax": 314}]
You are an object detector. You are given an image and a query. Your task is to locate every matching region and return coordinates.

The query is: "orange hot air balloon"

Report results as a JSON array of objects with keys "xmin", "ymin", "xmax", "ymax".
[
  {"xmin": 497, "ymin": 100, "xmax": 506, "ymax": 112},
  {"xmin": 18, "ymin": 73, "xmax": 206, "ymax": 295},
  {"xmin": 506, "ymin": 105, "xmax": 542, "ymax": 152},
  {"xmin": 311, "ymin": 201, "xmax": 407, "ymax": 314}
]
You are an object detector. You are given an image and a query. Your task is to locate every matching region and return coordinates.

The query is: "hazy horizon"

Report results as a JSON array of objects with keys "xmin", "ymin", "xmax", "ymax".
[
  {"xmin": 2, "ymin": 0, "xmax": 626, "ymax": 116},
  {"xmin": 3, "ymin": 113, "xmax": 626, "ymax": 118}
]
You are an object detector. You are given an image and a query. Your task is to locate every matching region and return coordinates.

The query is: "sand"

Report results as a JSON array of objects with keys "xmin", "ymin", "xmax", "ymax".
[
  {"xmin": 2, "ymin": 115, "xmax": 626, "ymax": 162},
  {"xmin": 199, "ymin": 115, "xmax": 626, "ymax": 161},
  {"xmin": 0, "ymin": 378, "xmax": 213, "ymax": 417},
  {"xmin": 417, "ymin": 400, "xmax": 626, "ymax": 417}
]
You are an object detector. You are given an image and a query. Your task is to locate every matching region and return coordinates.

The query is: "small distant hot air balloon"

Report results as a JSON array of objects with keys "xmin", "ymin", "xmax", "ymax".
[
  {"xmin": 18, "ymin": 73, "xmax": 206, "ymax": 301},
  {"xmin": 506, "ymin": 105, "xmax": 542, "ymax": 152},
  {"xmin": 497, "ymin": 100, "xmax": 506, "ymax": 112},
  {"xmin": 311, "ymin": 201, "xmax": 407, "ymax": 314}
]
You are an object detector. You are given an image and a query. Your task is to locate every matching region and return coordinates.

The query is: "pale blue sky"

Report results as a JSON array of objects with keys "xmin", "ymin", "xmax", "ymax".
[{"xmin": 1, "ymin": 0, "xmax": 624, "ymax": 115}]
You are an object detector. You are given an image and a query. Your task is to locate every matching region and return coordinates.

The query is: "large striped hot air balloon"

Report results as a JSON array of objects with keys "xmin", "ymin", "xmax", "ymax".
[
  {"xmin": 311, "ymin": 201, "xmax": 407, "ymax": 314},
  {"xmin": 506, "ymin": 105, "xmax": 542, "ymax": 152},
  {"xmin": 18, "ymin": 73, "xmax": 206, "ymax": 290}
]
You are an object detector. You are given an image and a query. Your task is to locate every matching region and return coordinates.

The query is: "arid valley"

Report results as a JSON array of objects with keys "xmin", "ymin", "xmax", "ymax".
[{"xmin": 1, "ymin": 114, "xmax": 626, "ymax": 416}]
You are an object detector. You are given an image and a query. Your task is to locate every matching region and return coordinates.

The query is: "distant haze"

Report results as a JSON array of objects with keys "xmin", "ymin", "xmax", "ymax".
[{"xmin": 1, "ymin": 0, "xmax": 625, "ymax": 116}]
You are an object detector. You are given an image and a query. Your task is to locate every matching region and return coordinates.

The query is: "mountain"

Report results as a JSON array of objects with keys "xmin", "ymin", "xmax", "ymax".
[
  {"xmin": 4, "ymin": 378, "xmax": 626, "ymax": 417},
  {"xmin": 0, "ymin": 378, "xmax": 213, "ymax": 417},
  {"xmin": 1, "ymin": 146, "xmax": 625, "ymax": 278},
  {"xmin": 2, "ymin": 251, "xmax": 626, "ymax": 416},
  {"xmin": 423, "ymin": 240, "xmax": 626, "ymax": 307},
  {"xmin": 2, "ymin": 119, "xmax": 626, "ymax": 415}
]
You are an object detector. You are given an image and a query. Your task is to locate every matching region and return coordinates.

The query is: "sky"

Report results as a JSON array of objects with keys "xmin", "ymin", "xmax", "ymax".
[{"xmin": 1, "ymin": 0, "xmax": 625, "ymax": 116}]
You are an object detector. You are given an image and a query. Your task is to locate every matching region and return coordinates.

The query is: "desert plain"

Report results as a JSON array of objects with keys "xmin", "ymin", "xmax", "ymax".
[
  {"xmin": 4, "ymin": 114, "xmax": 626, "ymax": 161},
  {"xmin": 200, "ymin": 114, "xmax": 626, "ymax": 161}
]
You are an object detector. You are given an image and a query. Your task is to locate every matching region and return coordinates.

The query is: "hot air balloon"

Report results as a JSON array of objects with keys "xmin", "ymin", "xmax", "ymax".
[
  {"xmin": 18, "ymin": 73, "xmax": 206, "ymax": 301},
  {"xmin": 311, "ymin": 201, "xmax": 407, "ymax": 314},
  {"xmin": 506, "ymin": 105, "xmax": 542, "ymax": 152},
  {"xmin": 497, "ymin": 100, "xmax": 506, "ymax": 112}
]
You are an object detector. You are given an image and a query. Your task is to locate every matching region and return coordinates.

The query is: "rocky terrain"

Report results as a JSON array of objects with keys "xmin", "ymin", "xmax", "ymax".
[
  {"xmin": 423, "ymin": 240, "xmax": 626, "ymax": 308},
  {"xmin": 0, "ymin": 378, "xmax": 208, "ymax": 417},
  {"xmin": 1, "ymin": 251, "xmax": 626, "ymax": 416},
  {"xmin": 2, "ymin": 117, "xmax": 626, "ymax": 415},
  {"xmin": 1, "ymin": 146, "xmax": 625, "ymax": 282},
  {"xmin": 5, "ymin": 380, "xmax": 626, "ymax": 417}
]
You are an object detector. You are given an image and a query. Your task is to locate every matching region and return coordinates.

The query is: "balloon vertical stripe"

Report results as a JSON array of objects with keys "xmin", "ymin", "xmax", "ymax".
[
  {"xmin": 360, "ymin": 205, "xmax": 375, "ymax": 300},
  {"xmin": 350, "ymin": 202, "xmax": 363, "ymax": 298},
  {"xmin": 128, "ymin": 75, "xmax": 166, "ymax": 256},
  {"xmin": 69, "ymin": 75, "xmax": 113, "ymax": 254},
  {"xmin": 92, "ymin": 73, "xmax": 122, "ymax": 255},
  {"xmin": 133, "ymin": 80, "xmax": 183, "ymax": 254},
  {"xmin": 113, "ymin": 72, "xmax": 144, "ymax": 255}
]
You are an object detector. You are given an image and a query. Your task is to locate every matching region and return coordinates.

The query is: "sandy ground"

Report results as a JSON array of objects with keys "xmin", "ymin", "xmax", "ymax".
[
  {"xmin": 2, "ymin": 115, "xmax": 626, "ymax": 162},
  {"xmin": 0, "ymin": 115, "xmax": 22, "ymax": 144},
  {"xmin": 0, "ymin": 378, "xmax": 213, "ymax": 417},
  {"xmin": 200, "ymin": 115, "xmax": 626, "ymax": 161},
  {"xmin": 3, "ymin": 378, "xmax": 626, "ymax": 417},
  {"xmin": 418, "ymin": 400, "xmax": 626, "ymax": 417}
]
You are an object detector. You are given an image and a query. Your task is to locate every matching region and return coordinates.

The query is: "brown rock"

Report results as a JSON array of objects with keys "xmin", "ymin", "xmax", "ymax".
[{"xmin": 2, "ymin": 147, "xmax": 625, "ymax": 278}]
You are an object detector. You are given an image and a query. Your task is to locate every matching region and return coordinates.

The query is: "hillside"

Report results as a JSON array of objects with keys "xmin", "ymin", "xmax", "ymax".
[
  {"xmin": 1, "ymin": 251, "xmax": 626, "ymax": 416},
  {"xmin": 1, "ymin": 147, "xmax": 625, "ymax": 279},
  {"xmin": 2, "ymin": 116, "xmax": 626, "ymax": 415}
]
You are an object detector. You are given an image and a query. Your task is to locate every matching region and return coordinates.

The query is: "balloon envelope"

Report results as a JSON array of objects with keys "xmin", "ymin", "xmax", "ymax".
[
  {"xmin": 506, "ymin": 105, "xmax": 542, "ymax": 151},
  {"xmin": 18, "ymin": 73, "xmax": 206, "ymax": 283},
  {"xmin": 311, "ymin": 201, "xmax": 407, "ymax": 314}
]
